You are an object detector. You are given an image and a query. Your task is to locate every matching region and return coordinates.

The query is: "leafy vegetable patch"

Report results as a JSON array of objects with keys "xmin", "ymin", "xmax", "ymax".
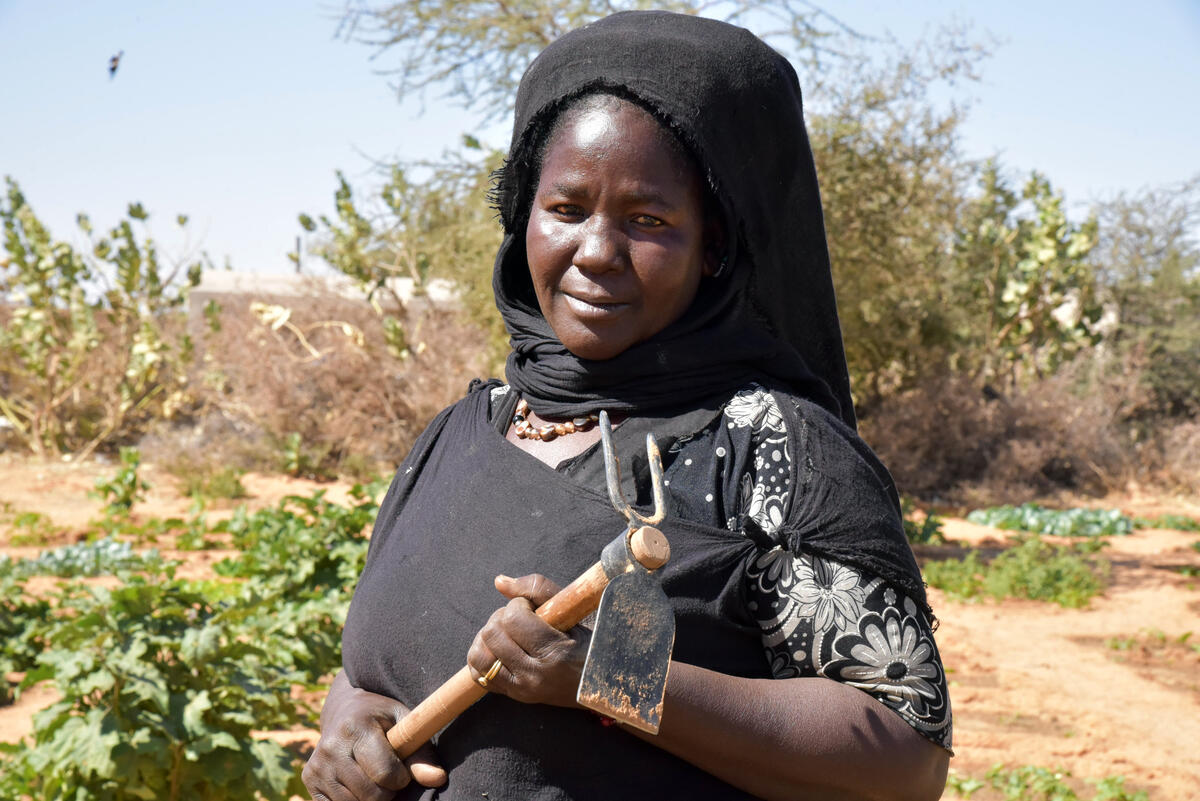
[
  {"xmin": 966, "ymin": 504, "xmax": 1134, "ymax": 537},
  {"xmin": 0, "ymin": 538, "xmax": 165, "ymax": 579},
  {"xmin": 924, "ymin": 537, "xmax": 1107, "ymax": 608}
]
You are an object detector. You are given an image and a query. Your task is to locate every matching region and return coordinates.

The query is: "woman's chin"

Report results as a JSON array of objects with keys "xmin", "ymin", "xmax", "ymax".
[
  {"xmin": 557, "ymin": 328, "xmax": 639, "ymax": 362},
  {"xmin": 562, "ymin": 341, "xmax": 629, "ymax": 362}
]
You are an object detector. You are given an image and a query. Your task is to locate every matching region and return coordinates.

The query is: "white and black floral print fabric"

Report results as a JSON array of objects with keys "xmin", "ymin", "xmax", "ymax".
[
  {"xmin": 746, "ymin": 549, "xmax": 951, "ymax": 748},
  {"xmin": 699, "ymin": 385, "xmax": 950, "ymax": 750},
  {"xmin": 489, "ymin": 383, "xmax": 952, "ymax": 751}
]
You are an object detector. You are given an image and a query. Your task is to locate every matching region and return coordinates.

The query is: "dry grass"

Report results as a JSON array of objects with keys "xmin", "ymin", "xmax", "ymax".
[{"xmin": 138, "ymin": 291, "xmax": 489, "ymax": 480}]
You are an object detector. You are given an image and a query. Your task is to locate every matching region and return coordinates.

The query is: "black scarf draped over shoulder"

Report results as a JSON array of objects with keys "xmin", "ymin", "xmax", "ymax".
[{"xmin": 492, "ymin": 10, "xmax": 857, "ymax": 430}]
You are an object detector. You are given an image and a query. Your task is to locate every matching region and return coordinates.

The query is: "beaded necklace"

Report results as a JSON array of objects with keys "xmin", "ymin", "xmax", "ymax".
[{"xmin": 512, "ymin": 398, "xmax": 599, "ymax": 442}]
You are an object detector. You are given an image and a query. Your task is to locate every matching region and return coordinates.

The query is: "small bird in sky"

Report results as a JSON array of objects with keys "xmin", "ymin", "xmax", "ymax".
[{"xmin": 108, "ymin": 50, "xmax": 123, "ymax": 79}]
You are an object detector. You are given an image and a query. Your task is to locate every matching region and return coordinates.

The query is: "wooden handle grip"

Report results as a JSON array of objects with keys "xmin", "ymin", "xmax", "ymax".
[{"xmin": 385, "ymin": 526, "xmax": 668, "ymax": 758}]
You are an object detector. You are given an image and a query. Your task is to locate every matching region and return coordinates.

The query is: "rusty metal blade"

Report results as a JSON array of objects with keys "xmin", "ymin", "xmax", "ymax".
[{"xmin": 576, "ymin": 570, "xmax": 675, "ymax": 733}]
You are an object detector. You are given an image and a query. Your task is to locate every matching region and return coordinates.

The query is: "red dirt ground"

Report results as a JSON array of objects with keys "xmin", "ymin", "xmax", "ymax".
[{"xmin": 2, "ymin": 457, "xmax": 1198, "ymax": 799}]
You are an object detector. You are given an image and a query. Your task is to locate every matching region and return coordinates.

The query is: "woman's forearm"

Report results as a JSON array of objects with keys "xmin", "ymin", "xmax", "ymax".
[{"xmin": 627, "ymin": 662, "xmax": 948, "ymax": 801}]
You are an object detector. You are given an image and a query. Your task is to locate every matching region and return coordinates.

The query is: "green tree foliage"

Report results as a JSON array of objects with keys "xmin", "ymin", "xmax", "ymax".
[
  {"xmin": 807, "ymin": 34, "xmax": 978, "ymax": 405},
  {"xmin": 327, "ymin": 2, "xmax": 992, "ymax": 394},
  {"xmin": 1090, "ymin": 177, "xmax": 1200, "ymax": 419},
  {"xmin": 327, "ymin": 2, "xmax": 1155, "ymax": 427},
  {"xmin": 954, "ymin": 166, "xmax": 1102, "ymax": 387},
  {"xmin": 338, "ymin": 0, "xmax": 841, "ymax": 123},
  {"xmin": 300, "ymin": 146, "xmax": 508, "ymax": 365},
  {"xmin": 0, "ymin": 178, "xmax": 202, "ymax": 458}
]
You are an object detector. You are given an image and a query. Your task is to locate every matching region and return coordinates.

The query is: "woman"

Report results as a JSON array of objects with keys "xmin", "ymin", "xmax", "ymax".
[{"xmin": 303, "ymin": 11, "xmax": 951, "ymax": 801}]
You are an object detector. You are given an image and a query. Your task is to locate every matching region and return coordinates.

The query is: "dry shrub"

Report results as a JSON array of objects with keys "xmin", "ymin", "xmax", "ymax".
[
  {"xmin": 0, "ymin": 302, "xmax": 193, "ymax": 458},
  {"xmin": 861, "ymin": 363, "xmax": 1146, "ymax": 504},
  {"xmin": 140, "ymin": 290, "xmax": 488, "ymax": 478},
  {"xmin": 1142, "ymin": 420, "xmax": 1200, "ymax": 491}
]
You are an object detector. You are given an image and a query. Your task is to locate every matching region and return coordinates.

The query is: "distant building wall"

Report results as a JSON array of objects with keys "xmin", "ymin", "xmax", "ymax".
[{"xmin": 186, "ymin": 271, "xmax": 458, "ymax": 337}]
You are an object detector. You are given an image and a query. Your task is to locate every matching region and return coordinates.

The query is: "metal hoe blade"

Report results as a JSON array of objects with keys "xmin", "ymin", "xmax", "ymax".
[
  {"xmin": 577, "ymin": 569, "xmax": 675, "ymax": 733},
  {"xmin": 575, "ymin": 411, "xmax": 676, "ymax": 732}
]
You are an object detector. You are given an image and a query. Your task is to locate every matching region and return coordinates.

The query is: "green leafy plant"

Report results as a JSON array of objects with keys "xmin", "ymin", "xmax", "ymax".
[
  {"xmin": 211, "ymin": 483, "xmax": 383, "ymax": 682},
  {"xmin": 945, "ymin": 765, "xmax": 1149, "ymax": 801},
  {"xmin": 92, "ymin": 446, "xmax": 151, "ymax": 517},
  {"xmin": 940, "ymin": 762, "xmax": 1147, "ymax": 801},
  {"xmin": 1105, "ymin": 635, "xmax": 1136, "ymax": 652},
  {"xmin": 180, "ymin": 466, "xmax": 249, "ymax": 501},
  {"xmin": 946, "ymin": 769, "xmax": 986, "ymax": 798},
  {"xmin": 966, "ymin": 504, "xmax": 1134, "ymax": 537},
  {"xmin": 172, "ymin": 507, "xmax": 223, "ymax": 551},
  {"xmin": 1, "ymin": 506, "xmax": 62, "ymax": 546},
  {"xmin": 986, "ymin": 764, "xmax": 1080, "ymax": 801},
  {"xmin": 901, "ymin": 498, "xmax": 946, "ymax": 544},
  {"xmin": 276, "ymin": 431, "xmax": 334, "ymax": 480},
  {"xmin": 956, "ymin": 169, "xmax": 1102, "ymax": 388},
  {"xmin": 924, "ymin": 536, "xmax": 1107, "ymax": 608},
  {"xmin": 0, "ymin": 574, "xmax": 50, "ymax": 703},
  {"xmin": 1091, "ymin": 776, "xmax": 1149, "ymax": 801},
  {"xmin": 0, "ymin": 179, "xmax": 202, "ymax": 459},
  {"xmin": 215, "ymin": 485, "xmax": 377, "ymax": 588},
  {"xmin": 0, "ymin": 538, "xmax": 165, "ymax": 580},
  {"xmin": 0, "ymin": 578, "xmax": 305, "ymax": 801},
  {"xmin": 1134, "ymin": 513, "xmax": 1200, "ymax": 532},
  {"xmin": 1106, "ymin": 629, "xmax": 1200, "ymax": 657},
  {"xmin": 0, "ymin": 483, "xmax": 388, "ymax": 797}
]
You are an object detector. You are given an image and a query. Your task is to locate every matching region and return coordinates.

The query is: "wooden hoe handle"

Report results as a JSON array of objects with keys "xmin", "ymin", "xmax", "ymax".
[{"xmin": 385, "ymin": 525, "xmax": 669, "ymax": 758}]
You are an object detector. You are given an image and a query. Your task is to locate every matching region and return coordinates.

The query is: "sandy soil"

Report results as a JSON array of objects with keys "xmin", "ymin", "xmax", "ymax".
[{"xmin": 2, "ymin": 457, "xmax": 1198, "ymax": 799}]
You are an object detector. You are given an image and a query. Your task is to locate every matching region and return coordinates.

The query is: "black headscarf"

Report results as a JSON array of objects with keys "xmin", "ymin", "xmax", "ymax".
[{"xmin": 493, "ymin": 10, "xmax": 856, "ymax": 430}]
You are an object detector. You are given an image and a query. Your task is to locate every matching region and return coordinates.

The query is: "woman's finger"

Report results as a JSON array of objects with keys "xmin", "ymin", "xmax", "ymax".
[
  {"xmin": 306, "ymin": 778, "xmax": 359, "ymax": 801},
  {"xmin": 336, "ymin": 760, "xmax": 403, "ymax": 801},
  {"xmin": 499, "ymin": 596, "xmax": 580, "ymax": 658},
  {"xmin": 304, "ymin": 757, "xmax": 387, "ymax": 801},
  {"xmin": 466, "ymin": 606, "xmax": 507, "ymax": 685},
  {"xmin": 351, "ymin": 726, "xmax": 413, "ymax": 791},
  {"xmin": 482, "ymin": 599, "xmax": 588, "ymax": 704},
  {"xmin": 495, "ymin": 572, "xmax": 562, "ymax": 606},
  {"xmin": 405, "ymin": 741, "xmax": 449, "ymax": 787}
]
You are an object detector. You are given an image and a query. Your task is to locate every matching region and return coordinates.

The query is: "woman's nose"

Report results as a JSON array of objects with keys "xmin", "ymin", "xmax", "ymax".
[{"xmin": 573, "ymin": 215, "xmax": 625, "ymax": 274}]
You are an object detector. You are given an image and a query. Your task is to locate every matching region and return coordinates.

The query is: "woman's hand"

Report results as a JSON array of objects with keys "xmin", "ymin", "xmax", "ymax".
[
  {"xmin": 466, "ymin": 573, "xmax": 590, "ymax": 708},
  {"xmin": 302, "ymin": 670, "xmax": 446, "ymax": 801},
  {"xmin": 471, "ymin": 578, "xmax": 947, "ymax": 801}
]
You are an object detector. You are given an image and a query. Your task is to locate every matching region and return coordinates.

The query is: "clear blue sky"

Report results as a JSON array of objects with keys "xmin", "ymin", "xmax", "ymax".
[{"xmin": 1, "ymin": 1, "xmax": 1197, "ymax": 275}]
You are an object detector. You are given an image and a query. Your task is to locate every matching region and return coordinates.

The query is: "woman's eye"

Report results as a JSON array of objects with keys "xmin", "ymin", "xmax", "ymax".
[
  {"xmin": 633, "ymin": 214, "xmax": 664, "ymax": 227},
  {"xmin": 551, "ymin": 204, "xmax": 583, "ymax": 217}
]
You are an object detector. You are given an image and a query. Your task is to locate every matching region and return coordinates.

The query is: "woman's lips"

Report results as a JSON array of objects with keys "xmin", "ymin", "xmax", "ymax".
[{"xmin": 563, "ymin": 293, "xmax": 629, "ymax": 317}]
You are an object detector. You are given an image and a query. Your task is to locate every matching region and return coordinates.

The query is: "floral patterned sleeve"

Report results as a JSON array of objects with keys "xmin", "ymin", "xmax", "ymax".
[{"xmin": 727, "ymin": 387, "xmax": 953, "ymax": 752}]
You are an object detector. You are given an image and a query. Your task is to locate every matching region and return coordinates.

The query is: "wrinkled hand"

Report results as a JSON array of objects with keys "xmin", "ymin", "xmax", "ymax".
[
  {"xmin": 467, "ymin": 573, "xmax": 591, "ymax": 708},
  {"xmin": 303, "ymin": 671, "xmax": 446, "ymax": 801}
]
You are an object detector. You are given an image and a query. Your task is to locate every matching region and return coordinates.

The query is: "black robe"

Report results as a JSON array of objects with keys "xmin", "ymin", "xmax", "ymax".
[{"xmin": 344, "ymin": 384, "xmax": 768, "ymax": 800}]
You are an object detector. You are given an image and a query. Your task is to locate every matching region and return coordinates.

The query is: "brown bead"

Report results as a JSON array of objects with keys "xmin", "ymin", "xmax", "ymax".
[{"xmin": 511, "ymin": 399, "xmax": 601, "ymax": 441}]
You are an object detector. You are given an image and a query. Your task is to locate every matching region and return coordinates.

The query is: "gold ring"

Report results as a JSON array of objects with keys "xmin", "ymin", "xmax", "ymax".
[{"xmin": 477, "ymin": 659, "xmax": 503, "ymax": 688}]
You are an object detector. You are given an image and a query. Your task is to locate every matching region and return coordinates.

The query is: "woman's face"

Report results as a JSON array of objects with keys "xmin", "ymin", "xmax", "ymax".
[{"xmin": 525, "ymin": 99, "xmax": 713, "ymax": 361}]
